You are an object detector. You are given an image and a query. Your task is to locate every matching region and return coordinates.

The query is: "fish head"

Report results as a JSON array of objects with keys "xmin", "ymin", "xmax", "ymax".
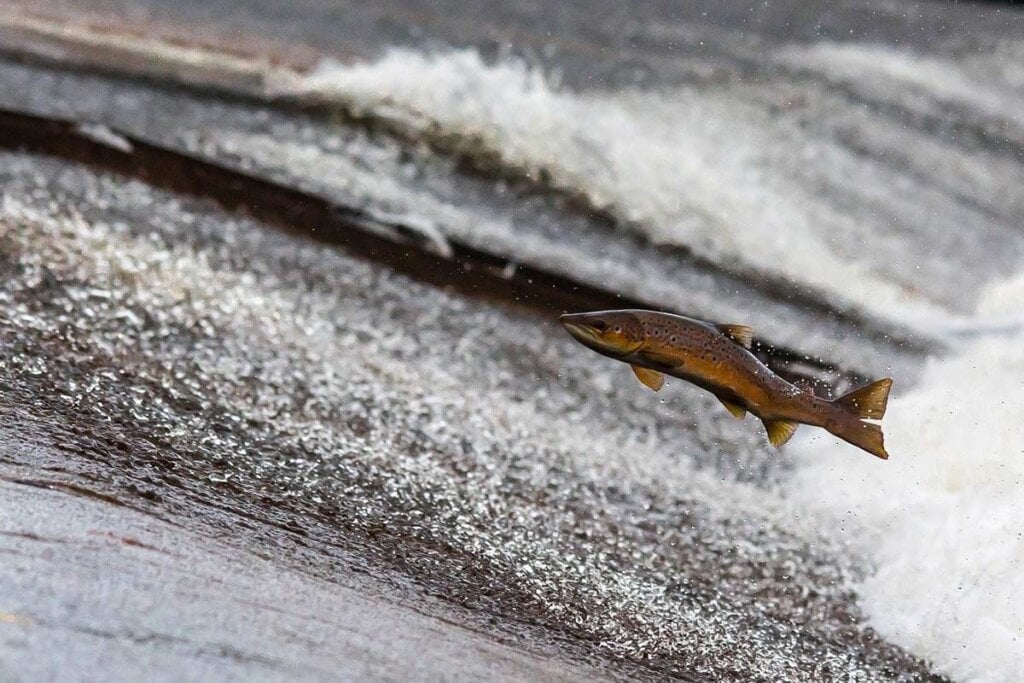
[{"xmin": 560, "ymin": 310, "xmax": 644, "ymax": 358}]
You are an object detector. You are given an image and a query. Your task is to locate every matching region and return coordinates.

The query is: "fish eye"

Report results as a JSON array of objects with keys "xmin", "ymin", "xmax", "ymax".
[{"xmin": 613, "ymin": 326, "xmax": 622, "ymax": 333}]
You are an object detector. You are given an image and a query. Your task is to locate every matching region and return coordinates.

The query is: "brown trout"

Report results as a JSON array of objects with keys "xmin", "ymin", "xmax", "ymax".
[{"xmin": 560, "ymin": 309, "xmax": 892, "ymax": 459}]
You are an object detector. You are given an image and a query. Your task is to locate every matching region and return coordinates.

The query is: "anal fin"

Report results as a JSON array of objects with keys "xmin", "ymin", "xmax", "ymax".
[
  {"xmin": 631, "ymin": 365, "xmax": 665, "ymax": 392},
  {"xmin": 762, "ymin": 419, "xmax": 798, "ymax": 447},
  {"xmin": 718, "ymin": 397, "xmax": 746, "ymax": 419}
]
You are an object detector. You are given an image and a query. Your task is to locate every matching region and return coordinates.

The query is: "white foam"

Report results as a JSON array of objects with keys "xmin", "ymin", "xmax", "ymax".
[
  {"xmin": 978, "ymin": 271, "xmax": 1024, "ymax": 319},
  {"xmin": 790, "ymin": 275, "xmax": 1024, "ymax": 681},
  {"xmin": 290, "ymin": 49, "xmax": 954, "ymax": 325}
]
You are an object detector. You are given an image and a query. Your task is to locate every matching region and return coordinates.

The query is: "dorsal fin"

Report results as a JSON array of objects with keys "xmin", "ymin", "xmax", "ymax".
[
  {"xmin": 716, "ymin": 324, "xmax": 753, "ymax": 349},
  {"xmin": 761, "ymin": 419, "xmax": 799, "ymax": 447},
  {"xmin": 631, "ymin": 365, "xmax": 664, "ymax": 392},
  {"xmin": 717, "ymin": 397, "xmax": 747, "ymax": 419},
  {"xmin": 834, "ymin": 378, "xmax": 893, "ymax": 420}
]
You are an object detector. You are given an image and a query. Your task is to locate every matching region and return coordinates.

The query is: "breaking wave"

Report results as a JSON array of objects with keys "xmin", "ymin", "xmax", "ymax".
[{"xmin": 283, "ymin": 45, "xmax": 1023, "ymax": 328}]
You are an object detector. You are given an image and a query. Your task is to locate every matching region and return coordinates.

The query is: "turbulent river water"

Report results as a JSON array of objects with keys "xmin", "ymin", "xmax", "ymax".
[{"xmin": 1, "ymin": 1, "xmax": 1023, "ymax": 680}]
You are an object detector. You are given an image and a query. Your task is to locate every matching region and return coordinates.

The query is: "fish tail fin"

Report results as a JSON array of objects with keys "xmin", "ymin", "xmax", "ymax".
[
  {"xmin": 833, "ymin": 378, "xmax": 893, "ymax": 420},
  {"xmin": 828, "ymin": 419, "xmax": 889, "ymax": 460},
  {"xmin": 828, "ymin": 378, "xmax": 893, "ymax": 460}
]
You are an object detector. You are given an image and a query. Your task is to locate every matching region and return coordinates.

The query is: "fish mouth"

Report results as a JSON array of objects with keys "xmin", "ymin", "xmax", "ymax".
[
  {"xmin": 559, "ymin": 315, "xmax": 598, "ymax": 343},
  {"xmin": 560, "ymin": 314, "xmax": 638, "ymax": 357}
]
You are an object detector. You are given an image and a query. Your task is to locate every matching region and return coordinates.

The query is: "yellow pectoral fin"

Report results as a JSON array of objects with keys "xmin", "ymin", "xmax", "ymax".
[
  {"xmin": 762, "ymin": 419, "xmax": 799, "ymax": 447},
  {"xmin": 718, "ymin": 397, "xmax": 747, "ymax": 419},
  {"xmin": 631, "ymin": 365, "xmax": 665, "ymax": 392}
]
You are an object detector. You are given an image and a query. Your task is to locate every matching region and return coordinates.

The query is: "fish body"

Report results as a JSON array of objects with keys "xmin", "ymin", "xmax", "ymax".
[{"xmin": 560, "ymin": 309, "xmax": 892, "ymax": 459}]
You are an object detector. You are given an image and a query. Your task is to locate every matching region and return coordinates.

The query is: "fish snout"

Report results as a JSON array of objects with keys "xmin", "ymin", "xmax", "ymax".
[
  {"xmin": 560, "ymin": 313, "xmax": 595, "ymax": 343},
  {"xmin": 559, "ymin": 311, "xmax": 642, "ymax": 357}
]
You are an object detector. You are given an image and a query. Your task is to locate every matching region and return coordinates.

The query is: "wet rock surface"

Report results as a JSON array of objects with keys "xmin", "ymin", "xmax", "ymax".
[{"xmin": 0, "ymin": 453, "xmax": 595, "ymax": 681}]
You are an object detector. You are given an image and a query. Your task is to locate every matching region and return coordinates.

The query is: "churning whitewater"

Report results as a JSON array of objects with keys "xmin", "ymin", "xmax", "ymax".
[{"xmin": 791, "ymin": 274, "xmax": 1024, "ymax": 682}]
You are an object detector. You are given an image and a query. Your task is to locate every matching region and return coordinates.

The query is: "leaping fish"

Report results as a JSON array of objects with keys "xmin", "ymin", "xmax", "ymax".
[{"xmin": 560, "ymin": 310, "xmax": 892, "ymax": 459}]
